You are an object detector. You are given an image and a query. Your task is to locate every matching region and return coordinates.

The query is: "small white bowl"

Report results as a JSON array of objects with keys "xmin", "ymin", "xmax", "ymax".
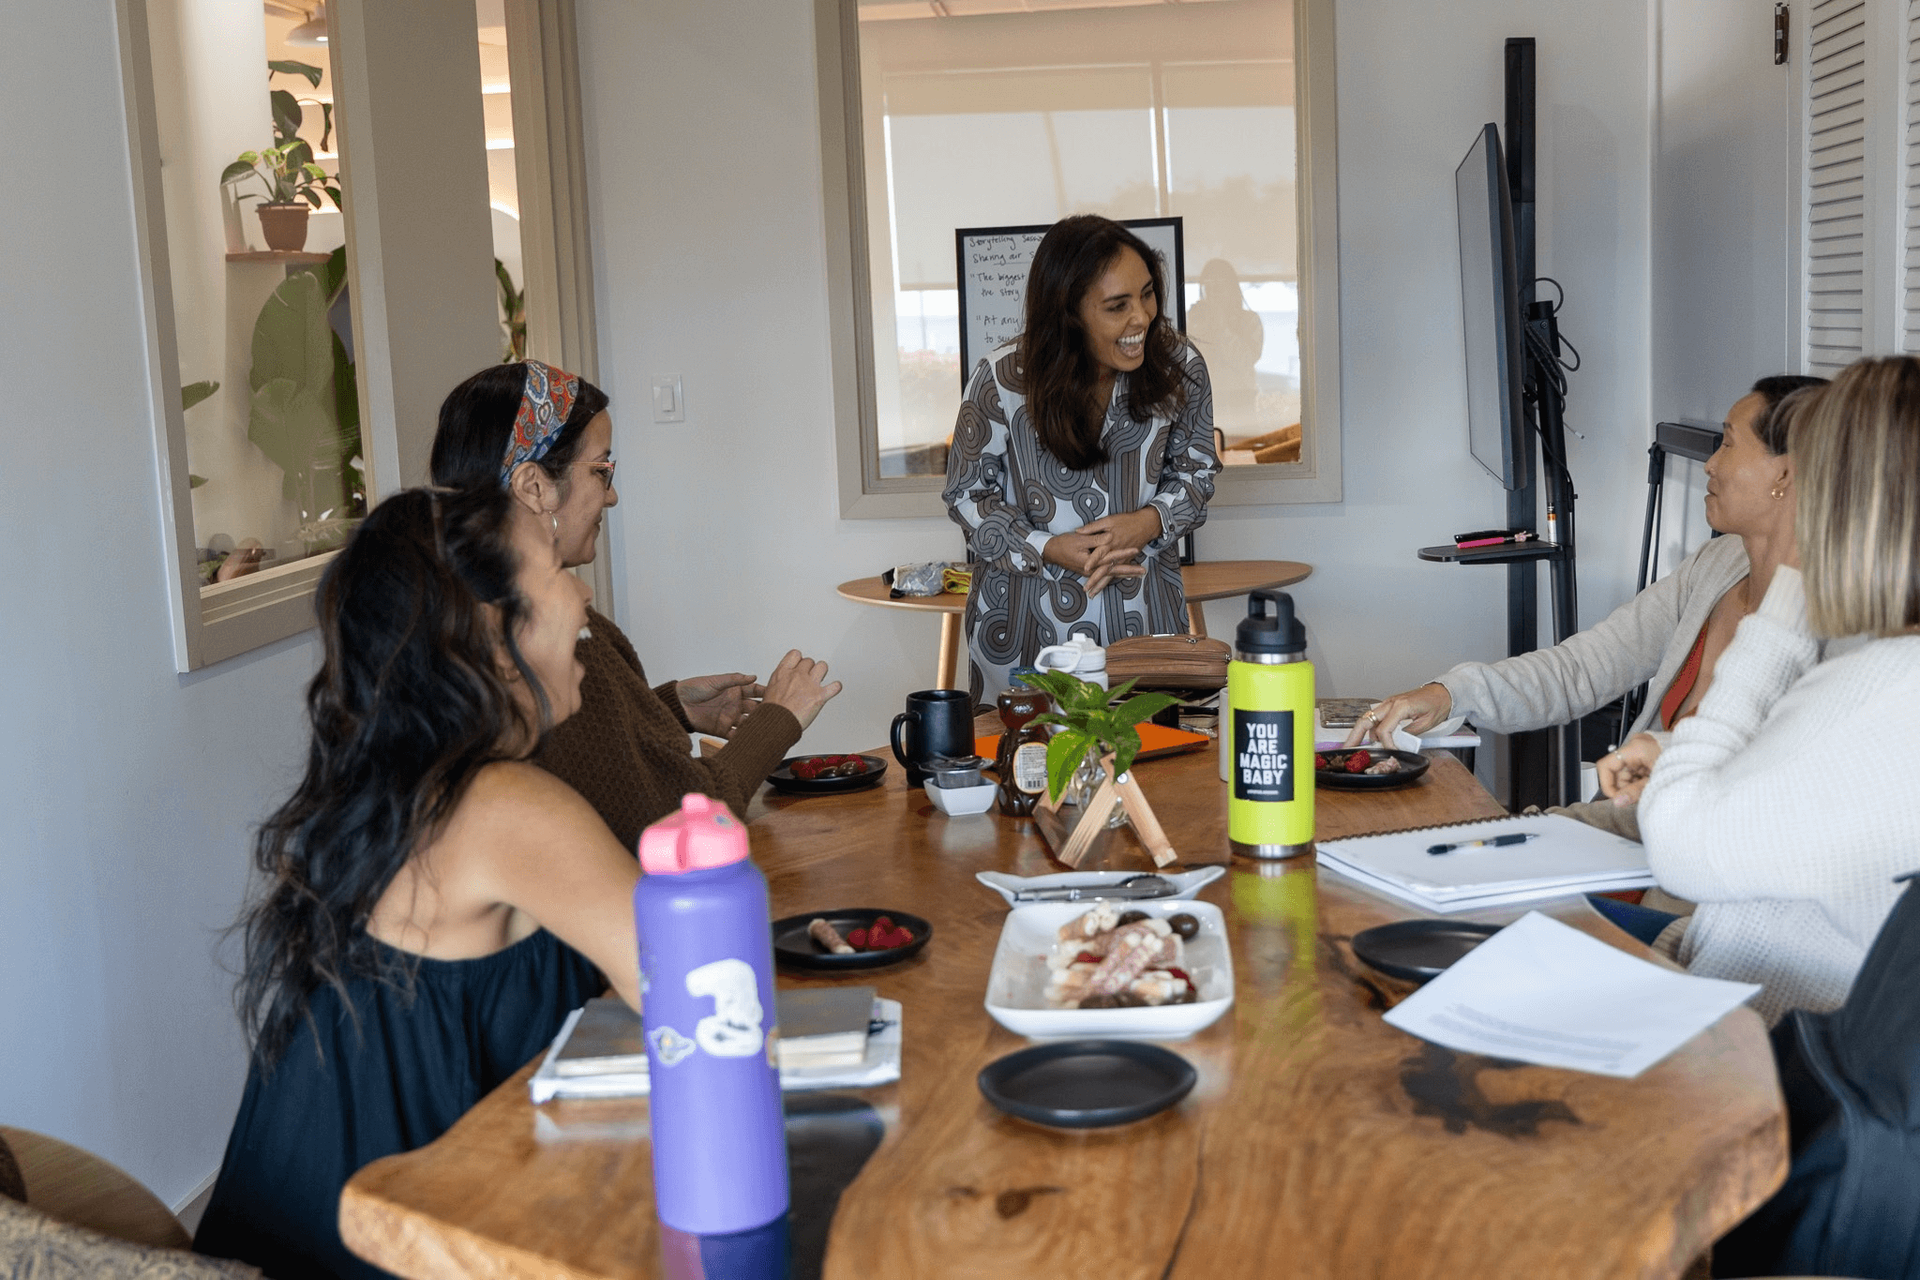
[{"xmin": 923, "ymin": 780, "xmax": 997, "ymax": 816}]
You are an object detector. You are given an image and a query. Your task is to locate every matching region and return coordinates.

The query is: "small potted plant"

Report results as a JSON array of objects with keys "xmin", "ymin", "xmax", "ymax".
[
  {"xmin": 221, "ymin": 61, "xmax": 341, "ymax": 252},
  {"xmin": 1020, "ymin": 670, "xmax": 1181, "ymax": 867}
]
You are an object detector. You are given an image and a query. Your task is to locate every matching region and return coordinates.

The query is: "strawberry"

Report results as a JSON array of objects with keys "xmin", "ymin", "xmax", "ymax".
[
  {"xmin": 1314, "ymin": 753, "xmax": 1329, "ymax": 771},
  {"xmin": 872, "ymin": 915, "xmax": 894, "ymax": 933},
  {"xmin": 1346, "ymin": 750, "xmax": 1372, "ymax": 773},
  {"xmin": 1074, "ymin": 951, "xmax": 1100, "ymax": 965},
  {"xmin": 847, "ymin": 927, "xmax": 869, "ymax": 949}
]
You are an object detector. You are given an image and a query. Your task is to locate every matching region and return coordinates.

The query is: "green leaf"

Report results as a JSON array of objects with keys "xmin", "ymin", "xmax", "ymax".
[
  {"xmin": 1045, "ymin": 728, "xmax": 1093, "ymax": 805},
  {"xmin": 220, "ymin": 158, "xmax": 258, "ymax": 184},
  {"xmin": 322, "ymin": 245, "xmax": 349, "ymax": 303},
  {"xmin": 1114, "ymin": 691, "xmax": 1179, "ymax": 728},
  {"xmin": 180, "ymin": 379, "xmax": 220, "ymax": 412},
  {"xmin": 331, "ymin": 327, "xmax": 359, "ymax": 442},
  {"xmin": 1110, "ymin": 724, "xmax": 1144, "ymax": 778},
  {"xmin": 250, "ymin": 269, "xmax": 333, "ymax": 394},
  {"xmin": 268, "ymin": 59, "xmax": 324, "ymax": 88},
  {"xmin": 317, "ymin": 102, "xmax": 334, "ymax": 152},
  {"xmin": 188, "ymin": 473, "xmax": 208, "ymax": 488},
  {"xmin": 271, "ymin": 88, "xmax": 304, "ymax": 142}
]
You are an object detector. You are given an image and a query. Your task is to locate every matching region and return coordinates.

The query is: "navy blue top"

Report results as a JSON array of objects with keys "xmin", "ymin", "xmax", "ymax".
[{"xmin": 194, "ymin": 928, "xmax": 603, "ymax": 1279}]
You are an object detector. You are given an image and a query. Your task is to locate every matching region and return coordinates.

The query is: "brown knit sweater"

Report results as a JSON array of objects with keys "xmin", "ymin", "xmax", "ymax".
[{"xmin": 535, "ymin": 607, "xmax": 802, "ymax": 852}]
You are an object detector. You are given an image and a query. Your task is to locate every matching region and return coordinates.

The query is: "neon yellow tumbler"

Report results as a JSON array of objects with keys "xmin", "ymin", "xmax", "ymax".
[{"xmin": 1227, "ymin": 589, "xmax": 1315, "ymax": 859}]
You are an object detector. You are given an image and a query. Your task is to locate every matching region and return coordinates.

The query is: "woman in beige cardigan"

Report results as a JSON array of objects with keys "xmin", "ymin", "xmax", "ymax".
[{"xmin": 1347, "ymin": 374, "xmax": 1823, "ymax": 840}]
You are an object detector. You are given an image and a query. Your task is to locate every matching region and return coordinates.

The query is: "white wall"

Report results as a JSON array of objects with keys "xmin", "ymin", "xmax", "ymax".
[
  {"xmin": 0, "ymin": 4, "xmax": 314, "ymax": 1207},
  {"xmin": 1650, "ymin": 0, "xmax": 1794, "ymax": 567},
  {"xmin": 576, "ymin": 0, "xmax": 1654, "ymax": 749}
]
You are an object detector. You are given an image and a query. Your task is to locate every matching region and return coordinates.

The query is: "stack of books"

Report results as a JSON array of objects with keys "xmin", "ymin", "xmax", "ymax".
[
  {"xmin": 1316, "ymin": 813, "xmax": 1653, "ymax": 914},
  {"xmin": 529, "ymin": 988, "xmax": 902, "ymax": 1103}
]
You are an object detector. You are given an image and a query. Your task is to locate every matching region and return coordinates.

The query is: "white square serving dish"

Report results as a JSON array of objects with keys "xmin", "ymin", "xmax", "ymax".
[{"xmin": 983, "ymin": 900, "xmax": 1234, "ymax": 1040}]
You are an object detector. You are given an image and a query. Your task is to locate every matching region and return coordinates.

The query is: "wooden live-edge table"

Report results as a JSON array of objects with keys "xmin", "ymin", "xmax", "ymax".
[
  {"xmin": 836, "ymin": 559, "xmax": 1312, "ymax": 690},
  {"xmin": 341, "ymin": 749, "xmax": 1785, "ymax": 1280}
]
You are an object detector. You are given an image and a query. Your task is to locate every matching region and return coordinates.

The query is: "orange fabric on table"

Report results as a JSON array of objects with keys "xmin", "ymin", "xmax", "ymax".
[
  {"xmin": 974, "ymin": 722, "xmax": 1211, "ymax": 766},
  {"xmin": 1658, "ymin": 621, "xmax": 1711, "ymax": 731}
]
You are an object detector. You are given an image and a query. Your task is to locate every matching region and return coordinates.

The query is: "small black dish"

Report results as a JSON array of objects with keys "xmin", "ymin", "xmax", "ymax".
[
  {"xmin": 1350, "ymin": 918, "xmax": 1501, "ymax": 984},
  {"xmin": 767, "ymin": 755, "xmax": 888, "ymax": 796},
  {"xmin": 977, "ymin": 1040, "xmax": 1197, "ymax": 1130},
  {"xmin": 1315, "ymin": 749, "xmax": 1431, "ymax": 791},
  {"xmin": 771, "ymin": 908, "xmax": 931, "ymax": 970}
]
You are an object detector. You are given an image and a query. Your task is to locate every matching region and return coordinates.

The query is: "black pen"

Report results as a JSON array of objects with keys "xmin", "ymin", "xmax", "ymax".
[{"xmin": 1427, "ymin": 832, "xmax": 1539, "ymax": 856}]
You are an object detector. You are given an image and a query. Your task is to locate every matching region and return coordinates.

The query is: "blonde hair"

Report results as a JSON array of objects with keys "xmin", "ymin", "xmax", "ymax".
[{"xmin": 1791, "ymin": 355, "xmax": 1920, "ymax": 637}]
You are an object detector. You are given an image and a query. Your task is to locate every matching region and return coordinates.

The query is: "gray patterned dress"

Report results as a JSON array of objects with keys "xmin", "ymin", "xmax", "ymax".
[{"xmin": 944, "ymin": 338, "xmax": 1220, "ymax": 706}]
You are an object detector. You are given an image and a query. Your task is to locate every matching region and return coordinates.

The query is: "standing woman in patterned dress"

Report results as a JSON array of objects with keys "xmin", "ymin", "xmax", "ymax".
[{"xmin": 944, "ymin": 214, "xmax": 1221, "ymax": 706}]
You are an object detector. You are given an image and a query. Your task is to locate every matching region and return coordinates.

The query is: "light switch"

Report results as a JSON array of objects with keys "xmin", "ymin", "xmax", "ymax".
[{"xmin": 651, "ymin": 375, "xmax": 685, "ymax": 423}]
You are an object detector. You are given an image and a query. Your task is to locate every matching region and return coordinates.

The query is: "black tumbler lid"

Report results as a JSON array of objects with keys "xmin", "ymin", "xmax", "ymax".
[{"xmin": 1236, "ymin": 589, "xmax": 1306, "ymax": 655}]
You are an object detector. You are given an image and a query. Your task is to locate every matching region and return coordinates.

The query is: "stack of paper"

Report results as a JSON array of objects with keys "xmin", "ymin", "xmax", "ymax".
[
  {"xmin": 529, "ymin": 995, "xmax": 903, "ymax": 1103},
  {"xmin": 1316, "ymin": 813, "xmax": 1653, "ymax": 914},
  {"xmin": 1384, "ymin": 912, "xmax": 1760, "ymax": 1077}
]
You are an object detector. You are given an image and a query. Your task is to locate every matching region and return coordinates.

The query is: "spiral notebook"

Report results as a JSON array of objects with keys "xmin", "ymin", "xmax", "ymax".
[{"xmin": 1316, "ymin": 813, "xmax": 1653, "ymax": 914}]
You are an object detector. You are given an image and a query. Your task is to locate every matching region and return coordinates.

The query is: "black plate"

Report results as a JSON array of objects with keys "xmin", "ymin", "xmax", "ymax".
[
  {"xmin": 1315, "ymin": 748, "xmax": 1431, "ymax": 791},
  {"xmin": 1350, "ymin": 919, "xmax": 1501, "ymax": 983},
  {"xmin": 771, "ymin": 908, "xmax": 931, "ymax": 970},
  {"xmin": 767, "ymin": 755, "xmax": 888, "ymax": 796},
  {"xmin": 978, "ymin": 1040, "xmax": 1197, "ymax": 1129}
]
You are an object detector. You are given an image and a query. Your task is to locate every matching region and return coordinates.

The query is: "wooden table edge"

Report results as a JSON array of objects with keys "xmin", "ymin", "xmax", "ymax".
[{"xmin": 341, "ymin": 1093, "xmax": 619, "ymax": 1280}]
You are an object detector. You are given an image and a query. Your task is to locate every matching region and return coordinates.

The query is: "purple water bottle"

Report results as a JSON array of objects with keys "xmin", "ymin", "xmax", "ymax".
[{"xmin": 636, "ymin": 794, "xmax": 789, "ymax": 1236}]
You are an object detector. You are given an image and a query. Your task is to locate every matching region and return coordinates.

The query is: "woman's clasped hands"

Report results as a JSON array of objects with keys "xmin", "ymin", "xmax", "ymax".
[{"xmin": 1045, "ymin": 506, "xmax": 1163, "ymax": 599}]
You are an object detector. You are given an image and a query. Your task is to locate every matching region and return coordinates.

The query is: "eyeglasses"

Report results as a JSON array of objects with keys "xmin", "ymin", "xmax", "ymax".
[{"xmin": 577, "ymin": 459, "xmax": 617, "ymax": 491}]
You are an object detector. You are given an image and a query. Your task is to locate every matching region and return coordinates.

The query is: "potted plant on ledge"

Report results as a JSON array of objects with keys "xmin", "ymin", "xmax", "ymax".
[{"xmin": 221, "ymin": 60, "xmax": 341, "ymax": 252}]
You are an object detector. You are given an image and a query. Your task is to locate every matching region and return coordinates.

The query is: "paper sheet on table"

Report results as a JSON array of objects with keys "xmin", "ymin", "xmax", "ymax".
[{"xmin": 1382, "ymin": 912, "xmax": 1761, "ymax": 1078}]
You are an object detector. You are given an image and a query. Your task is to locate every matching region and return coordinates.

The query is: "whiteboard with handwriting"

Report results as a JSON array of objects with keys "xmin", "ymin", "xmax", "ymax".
[{"xmin": 954, "ymin": 217, "xmax": 1185, "ymax": 387}]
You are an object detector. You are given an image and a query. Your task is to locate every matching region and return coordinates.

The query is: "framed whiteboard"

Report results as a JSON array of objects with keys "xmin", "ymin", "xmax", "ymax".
[{"xmin": 954, "ymin": 217, "xmax": 1186, "ymax": 387}]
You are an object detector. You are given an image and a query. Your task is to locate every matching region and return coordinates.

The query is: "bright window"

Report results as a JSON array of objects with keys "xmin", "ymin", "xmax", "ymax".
[{"xmin": 825, "ymin": 0, "xmax": 1341, "ymax": 512}]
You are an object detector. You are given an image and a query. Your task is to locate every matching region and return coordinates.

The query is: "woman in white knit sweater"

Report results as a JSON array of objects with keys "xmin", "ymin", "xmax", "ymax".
[{"xmin": 1603, "ymin": 356, "xmax": 1920, "ymax": 1025}]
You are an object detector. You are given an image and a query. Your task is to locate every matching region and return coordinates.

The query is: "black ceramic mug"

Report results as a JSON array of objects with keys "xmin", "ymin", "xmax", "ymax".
[{"xmin": 890, "ymin": 689, "xmax": 974, "ymax": 785}]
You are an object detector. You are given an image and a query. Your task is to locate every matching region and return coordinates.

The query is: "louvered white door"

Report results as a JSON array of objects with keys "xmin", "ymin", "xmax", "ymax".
[
  {"xmin": 1805, "ymin": 0, "xmax": 1870, "ymax": 374},
  {"xmin": 1902, "ymin": 0, "xmax": 1920, "ymax": 351}
]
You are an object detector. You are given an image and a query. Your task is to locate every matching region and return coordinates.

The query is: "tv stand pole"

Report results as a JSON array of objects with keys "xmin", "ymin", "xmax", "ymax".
[{"xmin": 1419, "ymin": 38, "xmax": 1581, "ymax": 812}]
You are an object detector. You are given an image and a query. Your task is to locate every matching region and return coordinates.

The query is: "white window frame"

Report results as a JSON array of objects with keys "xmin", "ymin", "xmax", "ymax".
[
  {"xmin": 116, "ymin": 0, "xmax": 603, "ymax": 670},
  {"xmin": 815, "ymin": 0, "xmax": 1343, "ymax": 518}
]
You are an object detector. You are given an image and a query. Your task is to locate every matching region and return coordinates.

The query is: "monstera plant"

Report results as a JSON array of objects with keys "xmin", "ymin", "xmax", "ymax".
[{"xmin": 247, "ymin": 247, "xmax": 363, "ymax": 551}]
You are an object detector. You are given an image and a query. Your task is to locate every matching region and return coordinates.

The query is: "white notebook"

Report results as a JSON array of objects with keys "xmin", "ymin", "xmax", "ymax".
[{"xmin": 1316, "ymin": 813, "xmax": 1653, "ymax": 914}]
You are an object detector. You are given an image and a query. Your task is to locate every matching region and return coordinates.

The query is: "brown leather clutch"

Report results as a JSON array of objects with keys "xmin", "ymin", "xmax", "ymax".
[{"xmin": 1104, "ymin": 634, "xmax": 1231, "ymax": 689}]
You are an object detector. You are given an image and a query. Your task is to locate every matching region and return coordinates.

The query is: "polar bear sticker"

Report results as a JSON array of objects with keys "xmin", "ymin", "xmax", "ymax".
[{"xmin": 684, "ymin": 957, "xmax": 765, "ymax": 1058}]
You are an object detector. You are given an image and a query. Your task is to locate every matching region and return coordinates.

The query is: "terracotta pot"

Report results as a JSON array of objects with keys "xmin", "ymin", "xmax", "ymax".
[{"xmin": 256, "ymin": 202, "xmax": 310, "ymax": 253}]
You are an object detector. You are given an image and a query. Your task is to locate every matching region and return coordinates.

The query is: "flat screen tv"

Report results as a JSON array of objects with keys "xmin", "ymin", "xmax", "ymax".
[{"xmin": 1455, "ymin": 122, "xmax": 1529, "ymax": 492}]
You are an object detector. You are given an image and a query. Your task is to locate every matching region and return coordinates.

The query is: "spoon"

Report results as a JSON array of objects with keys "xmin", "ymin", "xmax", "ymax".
[{"xmin": 1012, "ymin": 873, "xmax": 1178, "ymax": 904}]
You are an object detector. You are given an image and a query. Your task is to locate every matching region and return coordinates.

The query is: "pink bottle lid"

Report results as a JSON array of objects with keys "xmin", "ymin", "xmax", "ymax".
[{"xmin": 638, "ymin": 794, "xmax": 749, "ymax": 875}]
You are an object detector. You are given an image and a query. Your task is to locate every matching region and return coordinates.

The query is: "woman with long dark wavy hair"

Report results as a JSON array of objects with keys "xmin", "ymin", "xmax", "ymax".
[
  {"xmin": 431, "ymin": 361, "xmax": 841, "ymax": 850},
  {"xmin": 943, "ymin": 214, "xmax": 1220, "ymax": 705},
  {"xmin": 192, "ymin": 484, "xmax": 643, "ymax": 1279}
]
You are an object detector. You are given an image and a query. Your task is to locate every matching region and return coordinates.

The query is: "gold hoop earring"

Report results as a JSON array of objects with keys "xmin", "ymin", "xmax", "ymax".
[
  {"xmin": 1771, "ymin": 483, "xmax": 1787, "ymax": 500},
  {"xmin": 550, "ymin": 513, "xmax": 560, "ymax": 538}
]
